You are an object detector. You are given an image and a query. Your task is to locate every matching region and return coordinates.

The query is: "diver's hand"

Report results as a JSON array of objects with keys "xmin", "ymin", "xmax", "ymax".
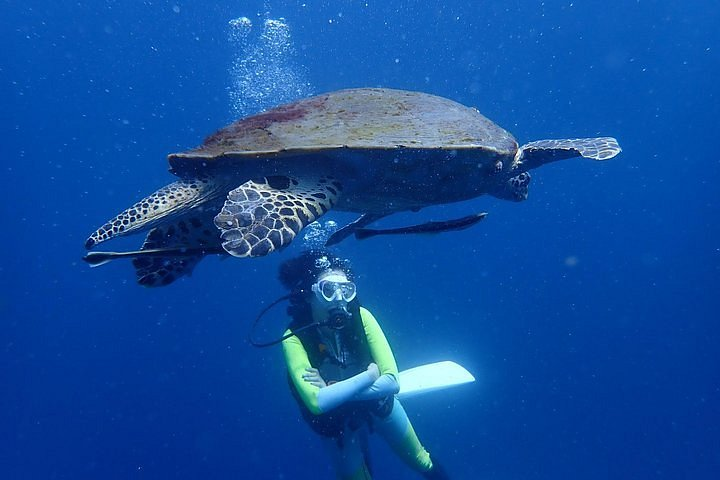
[
  {"xmin": 366, "ymin": 363, "xmax": 380, "ymax": 381},
  {"xmin": 302, "ymin": 368, "xmax": 327, "ymax": 388}
]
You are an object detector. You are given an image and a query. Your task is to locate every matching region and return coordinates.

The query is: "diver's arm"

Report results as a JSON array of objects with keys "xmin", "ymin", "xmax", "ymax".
[
  {"xmin": 352, "ymin": 372, "xmax": 399, "ymax": 400},
  {"xmin": 316, "ymin": 365, "xmax": 379, "ymax": 412},
  {"xmin": 352, "ymin": 308, "xmax": 401, "ymax": 400},
  {"xmin": 283, "ymin": 332, "xmax": 324, "ymax": 415},
  {"xmin": 283, "ymin": 331, "xmax": 379, "ymax": 414}
]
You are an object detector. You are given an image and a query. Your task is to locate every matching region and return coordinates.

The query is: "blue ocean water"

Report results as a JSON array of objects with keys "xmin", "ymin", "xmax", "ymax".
[{"xmin": 2, "ymin": 1, "xmax": 719, "ymax": 478}]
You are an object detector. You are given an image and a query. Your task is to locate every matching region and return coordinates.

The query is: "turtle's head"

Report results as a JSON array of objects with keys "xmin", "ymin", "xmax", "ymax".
[{"xmin": 490, "ymin": 172, "xmax": 531, "ymax": 202}]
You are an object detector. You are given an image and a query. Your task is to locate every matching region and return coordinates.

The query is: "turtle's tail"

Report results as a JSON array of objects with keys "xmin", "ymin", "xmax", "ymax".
[{"xmin": 85, "ymin": 177, "xmax": 224, "ymax": 250}]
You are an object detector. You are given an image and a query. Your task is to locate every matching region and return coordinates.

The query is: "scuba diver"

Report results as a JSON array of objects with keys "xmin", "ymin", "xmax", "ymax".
[{"xmin": 275, "ymin": 250, "xmax": 449, "ymax": 479}]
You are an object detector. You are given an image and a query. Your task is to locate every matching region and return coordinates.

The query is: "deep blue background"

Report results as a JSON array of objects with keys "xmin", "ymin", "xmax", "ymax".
[{"xmin": 2, "ymin": 1, "xmax": 719, "ymax": 478}]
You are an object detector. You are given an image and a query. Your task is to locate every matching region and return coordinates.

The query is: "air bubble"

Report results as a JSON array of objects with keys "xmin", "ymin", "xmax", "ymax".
[
  {"xmin": 303, "ymin": 221, "xmax": 339, "ymax": 250},
  {"xmin": 228, "ymin": 15, "xmax": 313, "ymax": 118},
  {"xmin": 229, "ymin": 16, "xmax": 252, "ymax": 32}
]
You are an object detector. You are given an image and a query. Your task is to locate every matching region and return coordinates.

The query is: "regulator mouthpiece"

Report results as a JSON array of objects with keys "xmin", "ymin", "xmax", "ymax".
[{"xmin": 328, "ymin": 304, "xmax": 351, "ymax": 329}]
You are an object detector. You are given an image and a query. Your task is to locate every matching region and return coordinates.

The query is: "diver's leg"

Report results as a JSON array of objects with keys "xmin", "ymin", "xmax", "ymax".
[
  {"xmin": 373, "ymin": 399, "xmax": 433, "ymax": 473},
  {"xmin": 320, "ymin": 428, "xmax": 373, "ymax": 480}
]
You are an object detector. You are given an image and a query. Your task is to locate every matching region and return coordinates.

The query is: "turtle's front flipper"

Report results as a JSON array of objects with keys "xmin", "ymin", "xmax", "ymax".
[
  {"xmin": 325, "ymin": 214, "xmax": 386, "ymax": 247},
  {"xmin": 85, "ymin": 177, "xmax": 223, "ymax": 249},
  {"xmin": 514, "ymin": 137, "xmax": 621, "ymax": 170},
  {"xmin": 214, "ymin": 175, "xmax": 341, "ymax": 258}
]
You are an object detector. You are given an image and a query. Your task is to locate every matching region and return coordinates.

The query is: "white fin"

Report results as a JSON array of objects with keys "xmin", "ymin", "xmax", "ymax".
[{"xmin": 397, "ymin": 361, "xmax": 475, "ymax": 400}]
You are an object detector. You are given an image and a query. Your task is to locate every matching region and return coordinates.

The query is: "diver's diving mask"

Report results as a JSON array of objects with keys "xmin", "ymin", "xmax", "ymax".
[{"xmin": 311, "ymin": 276, "xmax": 357, "ymax": 303}]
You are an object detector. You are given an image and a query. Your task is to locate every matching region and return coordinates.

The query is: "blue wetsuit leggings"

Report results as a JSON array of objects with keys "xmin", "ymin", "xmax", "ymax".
[{"xmin": 320, "ymin": 399, "xmax": 433, "ymax": 479}]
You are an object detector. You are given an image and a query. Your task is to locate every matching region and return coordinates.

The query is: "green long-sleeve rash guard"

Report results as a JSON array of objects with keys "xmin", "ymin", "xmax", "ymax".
[{"xmin": 282, "ymin": 307, "xmax": 399, "ymax": 415}]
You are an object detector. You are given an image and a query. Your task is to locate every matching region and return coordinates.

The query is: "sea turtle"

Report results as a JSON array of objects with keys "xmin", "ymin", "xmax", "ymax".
[{"xmin": 84, "ymin": 88, "xmax": 620, "ymax": 286}]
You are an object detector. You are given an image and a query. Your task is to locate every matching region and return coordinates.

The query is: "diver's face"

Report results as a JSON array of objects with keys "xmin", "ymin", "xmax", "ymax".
[{"xmin": 310, "ymin": 270, "xmax": 356, "ymax": 329}]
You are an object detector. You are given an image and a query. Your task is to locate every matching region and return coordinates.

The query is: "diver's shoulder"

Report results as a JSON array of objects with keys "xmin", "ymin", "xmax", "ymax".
[
  {"xmin": 281, "ymin": 329, "xmax": 302, "ymax": 347},
  {"xmin": 359, "ymin": 305, "xmax": 378, "ymax": 323}
]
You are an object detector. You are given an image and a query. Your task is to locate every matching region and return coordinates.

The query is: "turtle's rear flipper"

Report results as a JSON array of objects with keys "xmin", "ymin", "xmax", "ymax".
[
  {"xmin": 214, "ymin": 175, "xmax": 341, "ymax": 258},
  {"xmin": 133, "ymin": 214, "xmax": 228, "ymax": 286},
  {"xmin": 325, "ymin": 213, "xmax": 386, "ymax": 247},
  {"xmin": 83, "ymin": 212, "xmax": 225, "ymax": 287},
  {"xmin": 85, "ymin": 177, "xmax": 222, "ymax": 250},
  {"xmin": 515, "ymin": 137, "xmax": 621, "ymax": 170},
  {"xmin": 354, "ymin": 212, "xmax": 488, "ymax": 241},
  {"xmin": 132, "ymin": 248, "xmax": 203, "ymax": 288}
]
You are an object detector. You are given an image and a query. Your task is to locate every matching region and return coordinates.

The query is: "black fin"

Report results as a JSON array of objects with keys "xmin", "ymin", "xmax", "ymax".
[
  {"xmin": 325, "ymin": 214, "xmax": 386, "ymax": 246},
  {"xmin": 353, "ymin": 212, "xmax": 488, "ymax": 240}
]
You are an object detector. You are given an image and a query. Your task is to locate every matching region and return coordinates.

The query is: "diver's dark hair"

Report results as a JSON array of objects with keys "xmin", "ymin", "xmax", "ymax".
[
  {"xmin": 278, "ymin": 250, "xmax": 355, "ymax": 325},
  {"xmin": 278, "ymin": 250, "xmax": 354, "ymax": 294}
]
